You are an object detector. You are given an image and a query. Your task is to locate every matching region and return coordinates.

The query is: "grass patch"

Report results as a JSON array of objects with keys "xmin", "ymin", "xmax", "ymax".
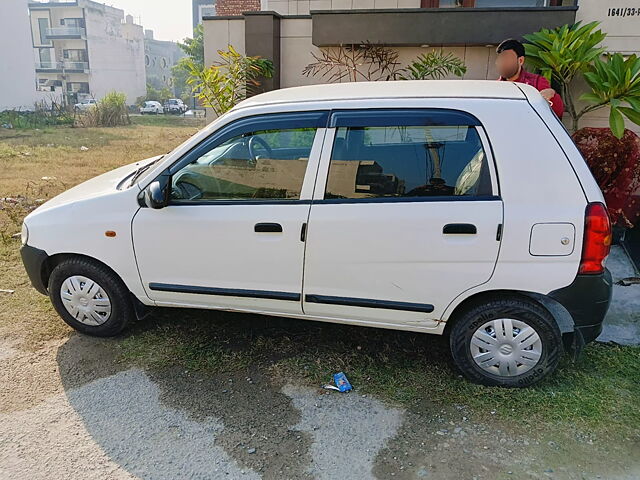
[
  {"xmin": 131, "ymin": 114, "xmax": 207, "ymax": 128},
  {"xmin": 117, "ymin": 308, "xmax": 640, "ymax": 439},
  {"xmin": 0, "ymin": 122, "xmax": 200, "ymax": 345}
]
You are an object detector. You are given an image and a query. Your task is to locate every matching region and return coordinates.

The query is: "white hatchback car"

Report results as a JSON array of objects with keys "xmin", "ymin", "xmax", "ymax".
[
  {"xmin": 140, "ymin": 101, "xmax": 164, "ymax": 115},
  {"xmin": 20, "ymin": 81, "xmax": 612, "ymax": 387}
]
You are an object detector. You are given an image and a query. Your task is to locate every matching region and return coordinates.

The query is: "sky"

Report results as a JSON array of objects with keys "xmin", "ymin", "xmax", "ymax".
[{"xmin": 104, "ymin": 0, "xmax": 194, "ymax": 43}]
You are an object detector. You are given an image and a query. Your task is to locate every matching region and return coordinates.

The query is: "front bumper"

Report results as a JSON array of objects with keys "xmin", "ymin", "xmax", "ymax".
[
  {"xmin": 20, "ymin": 245, "xmax": 49, "ymax": 295},
  {"xmin": 549, "ymin": 268, "xmax": 612, "ymax": 344}
]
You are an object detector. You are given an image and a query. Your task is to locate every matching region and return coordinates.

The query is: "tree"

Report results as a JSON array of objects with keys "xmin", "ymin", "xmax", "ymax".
[
  {"xmin": 178, "ymin": 24, "xmax": 204, "ymax": 69},
  {"xmin": 185, "ymin": 45, "xmax": 274, "ymax": 116},
  {"xmin": 172, "ymin": 25, "xmax": 205, "ymax": 105},
  {"xmin": 522, "ymin": 21, "xmax": 640, "ymax": 137}
]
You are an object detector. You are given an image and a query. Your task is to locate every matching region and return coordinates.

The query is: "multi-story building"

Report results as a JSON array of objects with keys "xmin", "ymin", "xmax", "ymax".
[
  {"xmin": 28, "ymin": 0, "xmax": 146, "ymax": 105},
  {"xmin": 144, "ymin": 30, "xmax": 185, "ymax": 97}
]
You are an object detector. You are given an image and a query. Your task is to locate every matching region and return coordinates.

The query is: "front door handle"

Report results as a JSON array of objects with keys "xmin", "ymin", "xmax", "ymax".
[
  {"xmin": 255, "ymin": 222, "xmax": 282, "ymax": 233},
  {"xmin": 443, "ymin": 223, "xmax": 477, "ymax": 235}
]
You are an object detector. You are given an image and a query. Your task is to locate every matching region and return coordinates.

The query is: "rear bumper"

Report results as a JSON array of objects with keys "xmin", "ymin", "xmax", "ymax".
[
  {"xmin": 20, "ymin": 245, "xmax": 49, "ymax": 295},
  {"xmin": 549, "ymin": 268, "xmax": 612, "ymax": 344}
]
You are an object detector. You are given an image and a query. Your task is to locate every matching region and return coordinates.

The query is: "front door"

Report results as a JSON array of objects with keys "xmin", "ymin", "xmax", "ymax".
[
  {"xmin": 302, "ymin": 109, "xmax": 503, "ymax": 329},
  {"xmin": 132, "ymin": 111, "xmax": 327, "ymax": 315}
]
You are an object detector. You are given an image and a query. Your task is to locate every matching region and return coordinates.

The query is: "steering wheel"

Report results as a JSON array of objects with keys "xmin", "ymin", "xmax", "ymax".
[
  {"xmin": 248, "ymin": 135, "xmax": 273, "ymax": 163},
  {"xmin": 172, "ymin": 180, "xmax": 203, "ymax": 200}
]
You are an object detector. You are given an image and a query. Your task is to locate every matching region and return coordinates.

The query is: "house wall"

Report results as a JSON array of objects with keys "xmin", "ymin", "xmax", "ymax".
[
  {"xmin": 144, "ymin": 31, "xmax": 186, "ymax": 95},
  {"xmin": 83, "ymin": 2, "xmax": 146, "ymax": 103},
  {"xmin": 0, "ymin": 0, "xmax": 49, "ymax": 109}
]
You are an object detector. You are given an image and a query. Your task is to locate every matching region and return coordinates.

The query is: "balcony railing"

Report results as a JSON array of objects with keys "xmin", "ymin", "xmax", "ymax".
[
  {"xmin": 45, "ymin": 27, "xmax": 85, "ymax": 38},
  {"xmin": 63, "ymin": 61, "xmax": 89, "ymax": 70},
  {"xmin": 35, "ymin": 61, "xmax": 89, "ymax": 71},
  {"xmin": 35, "ymin": 61, "xmax": 60, "ymax": 70}
]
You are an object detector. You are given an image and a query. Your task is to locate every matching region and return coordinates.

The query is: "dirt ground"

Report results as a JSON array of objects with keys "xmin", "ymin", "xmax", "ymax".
[
  {"xmin": 1, "ymin": 120, "xmax": 639, "ymax": 479},
  {"xmin": 1, "ymin": 329, "xmax": 639, "ymax": 480}
]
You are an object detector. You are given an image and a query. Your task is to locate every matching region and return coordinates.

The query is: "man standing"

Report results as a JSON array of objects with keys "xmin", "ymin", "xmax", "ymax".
[{"xmin": 496, "ymin": 38, "xmax": 564, "ymax": 119}]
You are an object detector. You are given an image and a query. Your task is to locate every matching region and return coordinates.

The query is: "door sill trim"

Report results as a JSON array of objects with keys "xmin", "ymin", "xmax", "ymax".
[
  {"xmin": 305, "ymin": 294, "xmax": 434, "ymax": 313},
  {"xmin": 148, "ymin": 283, "xmax": 301, "ymax": 301}
]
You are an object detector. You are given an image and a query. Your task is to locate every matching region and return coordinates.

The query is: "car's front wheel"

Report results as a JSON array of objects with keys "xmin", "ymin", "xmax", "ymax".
[
  {"xmin": 449, "ymin": 297, "xmax": 562, "ymax": 387},
  {"xmin": 48, "ymin": 257, "xmax": 134, "ymax": 337}
]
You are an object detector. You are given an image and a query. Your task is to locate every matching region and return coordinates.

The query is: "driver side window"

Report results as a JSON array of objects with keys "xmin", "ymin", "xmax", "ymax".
[{"xmin": 171, "ymin": 127, "xmax": 317, "ymax": 202}]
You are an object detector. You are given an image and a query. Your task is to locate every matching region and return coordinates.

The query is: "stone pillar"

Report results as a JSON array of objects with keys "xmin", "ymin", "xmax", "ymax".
[{"xmin": 244, "ymin": 11, "xmax": 281, "ymax": 93}]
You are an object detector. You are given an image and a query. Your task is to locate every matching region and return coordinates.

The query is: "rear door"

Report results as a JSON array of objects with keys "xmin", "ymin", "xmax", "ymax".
[{"xmin": 302, "ymin": 108, "xmax": 503, "ymax": 329}]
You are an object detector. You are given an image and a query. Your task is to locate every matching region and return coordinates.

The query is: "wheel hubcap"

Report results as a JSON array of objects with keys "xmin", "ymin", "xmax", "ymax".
[
  {"xmin": 60, "ymin": 275, "xmax": 111, "ymax": 326},
  {"xmin": 470, "ymin": 318, "xmax": 543, "ymax": 377}
]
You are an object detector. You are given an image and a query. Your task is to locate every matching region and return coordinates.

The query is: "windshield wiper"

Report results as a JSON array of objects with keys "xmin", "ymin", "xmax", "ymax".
[{"xmin": 128, "ymin": 155, "xmax": 164, "ymax": 187}]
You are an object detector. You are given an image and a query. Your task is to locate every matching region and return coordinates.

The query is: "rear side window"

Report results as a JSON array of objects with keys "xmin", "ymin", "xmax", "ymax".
[{"xmin": 325, "ymin": 111, "xmax": 493, "ymax": 200}]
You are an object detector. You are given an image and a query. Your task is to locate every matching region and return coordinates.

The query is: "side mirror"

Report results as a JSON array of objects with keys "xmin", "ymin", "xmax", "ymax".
[{"xmin": 141, "ymin": 175, "xmax": 170, "ymax": 209}]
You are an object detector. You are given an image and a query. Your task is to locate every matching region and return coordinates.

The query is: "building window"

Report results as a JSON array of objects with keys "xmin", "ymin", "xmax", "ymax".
[
  {"xmin": 474, "ymin": 0, "xmax": 548, "ymax": 6},
  {"xmin": 161, "ymin": 57, "xmax": 167, "ymax": 68},
  {"xmin": 60, "ymin": 18, "xmax": 85, "ymax": 28},
  {"xmin": 325, "ymin": 122, "xmax": 492, "ymax": 200},
  {"xmin": 38, "ymin": 18, "xmax": 51, "ymax": 45},
  {"xmin": 67, "ymin": 82, "xmax": 90, "ymax": 94},
  {"xmin": 427, "ymin": 0, "xmax": 549, "ymax": 6},
  {"xmin": 63, "ymin": 49, "xmax": 88, "ymax": 61},
  {"xmin": 145, "ymin": 54, "xmax": 150, "ymax": 66},
  {"xmin": 38, "ymin": 48, "xmax": 52, "ymax": 64}
]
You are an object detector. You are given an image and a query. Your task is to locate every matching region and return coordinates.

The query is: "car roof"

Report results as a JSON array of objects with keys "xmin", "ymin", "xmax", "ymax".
[{"xmin": 233, "ymin": 80, "xmax": 526, "ymax": 111}]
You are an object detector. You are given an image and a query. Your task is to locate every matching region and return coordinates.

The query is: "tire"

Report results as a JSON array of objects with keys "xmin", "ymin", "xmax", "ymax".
[
  {"xmin": 48, "ymin": 257, "xmax": 134, "ymax": 337},
  {"xmin": 449, "ymin": 297, "xmax": 562, "ymax": 387}
]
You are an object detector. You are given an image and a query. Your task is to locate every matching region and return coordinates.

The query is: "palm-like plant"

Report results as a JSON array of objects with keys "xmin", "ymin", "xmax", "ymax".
[
  {"xmin": 523, "ymin": 22, "xmax": 640, "ymax": 137},
  {"xmin": 396, "ymin": 50, "xmax": 467, "ymax": 80},
  {"xmin": 523, "ymin": 21, "xmax": 607, "ymax": 131},
  {"xmin": 185, "ymin": 45, "xmax": 274, "ymax": 116},
  {"xmin": 581, "ymin": 53, "xmax": 640, "ymax": 138}
]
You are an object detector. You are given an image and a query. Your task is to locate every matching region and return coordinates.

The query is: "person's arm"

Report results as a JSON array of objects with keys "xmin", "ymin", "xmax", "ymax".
[{"xmin": 536, "ymin": 76, "xmax": 564, "ymax": 119}]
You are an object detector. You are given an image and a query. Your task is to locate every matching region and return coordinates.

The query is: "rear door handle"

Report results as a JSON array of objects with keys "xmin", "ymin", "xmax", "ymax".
[
  {"xmin": 255, "ymin": 222, "xmax": 283, "ymax": 233},
  {"xmin": 443, "ymin": 223, "xmax": 477, "ymax": 235}
]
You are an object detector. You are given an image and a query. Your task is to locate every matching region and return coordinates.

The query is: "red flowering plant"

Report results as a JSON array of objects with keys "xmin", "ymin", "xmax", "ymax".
[{"xmin": 572, "ymin": 128, "xmax": 640, "ymax": 228}]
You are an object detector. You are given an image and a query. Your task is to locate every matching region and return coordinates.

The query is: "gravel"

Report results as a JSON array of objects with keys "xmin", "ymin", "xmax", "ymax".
[{"xmin": 282, "ymin": 384, "xmax": 403, "ymax": 480}]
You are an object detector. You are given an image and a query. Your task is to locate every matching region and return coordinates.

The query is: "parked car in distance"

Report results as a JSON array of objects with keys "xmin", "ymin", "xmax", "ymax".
[
  {"xmin": 140, "ymin": 101, "xmax": 164, "ymax": 115},
  {"xmin": 164, "ymin": 98, "xmax": 187, "ymax": 114},
  {"xmin": 74, "ymin": 99, "xmax": 97, "ymax": 111},
  {"xmin": 20, "ymin": 81, "xmax": 613, "ymax": 387}
]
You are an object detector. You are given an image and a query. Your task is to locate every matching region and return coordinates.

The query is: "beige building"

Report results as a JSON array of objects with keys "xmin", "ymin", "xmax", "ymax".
[
  {"xmin": 28, "ymin": 0, "xmax": 146, "ymax": 105},
  {"xmin": 203, "ymin": 0, "xmax": 640, "ymax": 133}
]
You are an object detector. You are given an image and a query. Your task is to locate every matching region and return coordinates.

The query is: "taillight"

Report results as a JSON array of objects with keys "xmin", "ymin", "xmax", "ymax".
[{"xmin": 579, "ymin": 202, "xmax": 612, "ymax": 275}]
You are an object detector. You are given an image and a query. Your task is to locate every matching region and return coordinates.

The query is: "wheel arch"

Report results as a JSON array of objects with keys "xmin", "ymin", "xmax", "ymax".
[
  {"xmin": 443, "ymin": 289, "xmax": 575, "ymax": 340},
  {"xmin": 42, "ymin": 252, "xmax": 150, "ymax": 319}
]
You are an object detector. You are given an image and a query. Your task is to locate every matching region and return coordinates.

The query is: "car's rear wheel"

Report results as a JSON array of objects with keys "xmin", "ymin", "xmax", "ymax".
[
  {"xmin": 48, "ymin": 257, "xmax": 134, "ymax": 337},
  {"xmin": 449, "ymin": 297, "xmax": 562, "ymax": 387}
]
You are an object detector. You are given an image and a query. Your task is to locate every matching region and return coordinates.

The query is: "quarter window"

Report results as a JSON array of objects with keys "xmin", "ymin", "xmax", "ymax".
[
  {"xmin": 171, "ymin": 127, "xmax": 317, "ymax": 202},
  {"xmin": 325, "ymin": 122, "xmax": 492, "ymax": 200}
]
